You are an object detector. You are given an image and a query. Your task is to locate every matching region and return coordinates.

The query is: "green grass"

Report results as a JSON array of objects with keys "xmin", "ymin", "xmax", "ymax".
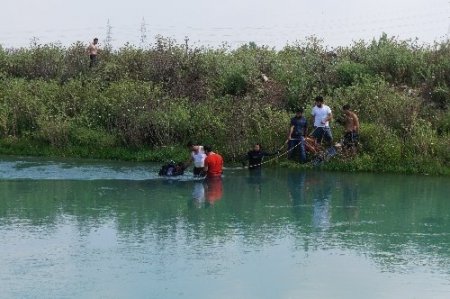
[{"xmin": 0, "ymin": 35, "xmax": 449, "ymax": 175}]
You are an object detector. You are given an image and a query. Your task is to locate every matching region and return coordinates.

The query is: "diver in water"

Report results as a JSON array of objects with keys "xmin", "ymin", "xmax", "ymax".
[
  {"xmin": 242, "ymin": 143, "xmax": 279, "ymax": 170},
  {"xmin": 158, "ymin": 161, "xmax": 186, "ymax": 176}
]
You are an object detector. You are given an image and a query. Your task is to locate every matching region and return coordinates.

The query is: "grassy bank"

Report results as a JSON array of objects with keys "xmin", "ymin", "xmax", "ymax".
[
  {"xmin": 0, "ymin": 35, "xmax": 449, "ymax": 175},
  {"xmin": 1, "ymin": 137, "xmax": 448, "ymax": 176}
]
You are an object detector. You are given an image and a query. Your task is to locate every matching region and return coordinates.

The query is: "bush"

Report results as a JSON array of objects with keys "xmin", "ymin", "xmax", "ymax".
[
  {"xmin": 334, "ymin": 60, "xmax": 373, "ymax": 86},
  {"xmin": 359, "ymin": 123, "xmax": 403, "ymax": 165},
  {"xmin": 69, "ymin": 127, "xmax": 118, "ymax": 148},
  {"xmin": 0, "ymin": 36, "xmax": 448, "ymax": 174}
]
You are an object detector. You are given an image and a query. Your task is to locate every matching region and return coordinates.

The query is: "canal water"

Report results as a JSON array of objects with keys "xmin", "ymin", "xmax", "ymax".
[{"xmin": 0, "ymin": 156, "xmax": 449, "ymax": 298}]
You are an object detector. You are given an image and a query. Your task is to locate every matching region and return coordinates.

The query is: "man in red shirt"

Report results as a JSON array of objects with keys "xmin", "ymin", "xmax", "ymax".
[{"xmin": 203, "ymin": 145, "xmax": 223, "ymax": 178}]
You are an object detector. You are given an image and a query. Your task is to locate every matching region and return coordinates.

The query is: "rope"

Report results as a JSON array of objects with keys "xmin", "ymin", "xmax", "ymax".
[
  {"xmin": 242, "ymin": 128, "xmax": 335, "ymax": 169},
  {"xmin": 246, "ymin": 139, "xmax": 303, "ymax": 169},
  {"xmin": 244, "ymin": 126, "xmax": 319, "ymax": 169}
]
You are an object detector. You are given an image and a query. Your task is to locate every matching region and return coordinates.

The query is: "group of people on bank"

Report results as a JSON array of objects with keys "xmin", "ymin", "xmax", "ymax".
[
  {"xmin": 182, "ymin": 96, "xmax": 359, "ymax": 206},
  {"xmin": 243, "ymin": 96, "xmax": 360, "ymax": 169},
  {"xmin": 87, "ymin": 38, "xmax": 360, "ymax": 165},
  {"xmin": 285, "ymin": 95, "xmax": 360, "ymax": 164},
  {"xmin": 183, "ymin": 95, "xmax": 360, "ymax": 177}
]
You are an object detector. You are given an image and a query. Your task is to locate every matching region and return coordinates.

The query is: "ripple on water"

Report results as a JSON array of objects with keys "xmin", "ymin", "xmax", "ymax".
[{"xmin": 0, "ymin": 158, "xmax": 169, "ymax": 180}]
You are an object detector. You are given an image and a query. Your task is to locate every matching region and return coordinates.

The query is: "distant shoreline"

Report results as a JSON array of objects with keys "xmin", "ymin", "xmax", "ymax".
[{"xmin": 0, "ymin": 36, "xmax": 448, "ymax": 175}]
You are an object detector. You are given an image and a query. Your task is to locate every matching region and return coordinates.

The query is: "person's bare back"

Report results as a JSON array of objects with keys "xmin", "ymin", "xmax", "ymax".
[{"xmin": 344, "ymin": 110, "xmax": 359, "ymax": 133}]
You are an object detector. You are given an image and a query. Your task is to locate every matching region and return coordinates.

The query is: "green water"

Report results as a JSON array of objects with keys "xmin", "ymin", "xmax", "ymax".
[{"xmin": 0, "ymin": 157, "xmax": 449, "ymax": 298}]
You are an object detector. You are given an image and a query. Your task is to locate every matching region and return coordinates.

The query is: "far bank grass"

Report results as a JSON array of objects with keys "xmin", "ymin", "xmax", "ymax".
[
  {"xmin": 0, "ymin": 137, "xmax": 185, "ymax": 162},
  {"xmin": 1, "ymin": 138, "xmax": 448, "ymax": 176},
  {"xmin": 0, "ymin": 36, "xmax": 449, "ymax": 176}
]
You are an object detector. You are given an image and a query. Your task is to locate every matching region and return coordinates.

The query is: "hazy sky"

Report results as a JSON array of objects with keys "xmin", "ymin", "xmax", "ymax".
[{"xmin": 0, "ymin": 0, "xmax": 448, "ymax": 48}]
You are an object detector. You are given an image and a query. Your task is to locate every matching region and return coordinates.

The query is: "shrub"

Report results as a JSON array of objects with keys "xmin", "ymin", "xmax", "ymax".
[
  {"xmin": 0, "ymin": 36, "xmax": 448, "ymax": 174},
  {"xmin": 334, "ymin": 60, "xmax": 373, "ymax": 86},
  {"xmin": 359, "ymin": 123, "xmax": 403, "ymax": 165}
]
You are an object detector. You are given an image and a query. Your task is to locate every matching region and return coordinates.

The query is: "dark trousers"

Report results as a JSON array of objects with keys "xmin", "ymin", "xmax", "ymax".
[
  {"xmin": 312, "ymin": 127, "xmax": 333, "ymax": 145},
  {"xmin": 288, "ymin": 137, "xmax": 306, "ymax": 162},
  {"xmin": 343, "ymin": 131, "xmax": 359, "ymax": 148},
  {"xmin": 193, "ymin": 167, "xmax": 205, "ymax": 176},
  {"xmin": 89, "ymin": 54, "xmax": 98, "ymax": 67}
]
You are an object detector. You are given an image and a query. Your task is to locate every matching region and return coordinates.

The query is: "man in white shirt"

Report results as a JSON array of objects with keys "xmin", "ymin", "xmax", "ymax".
[
  {"xmin": 186, "ymin": 141, "xmax": 206, "ymax": 176},
  {"xmin": 311, "ymin": 96, "xmax": 333, "ymax": 145}
]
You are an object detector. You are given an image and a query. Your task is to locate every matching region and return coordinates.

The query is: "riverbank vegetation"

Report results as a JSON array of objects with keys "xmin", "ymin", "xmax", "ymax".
[{"xmin": 0, "ymin": 35, "xmax": 449, "ymax": 174}]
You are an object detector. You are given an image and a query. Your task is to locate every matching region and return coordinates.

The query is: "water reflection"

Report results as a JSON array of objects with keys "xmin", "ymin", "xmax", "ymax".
[
  {"xmin": 246, "ymin": 169, "xmax": 263, "ymax": 198},
  {"xmin": 0, "ymin": 160, "xmax": 449, "ymax": 298},
  {"xmin": 287, "ymin": 171, "xmax": 332, "ymax": 230},
  {"xmin": 308, "ymin": 172, "xmax": 333, "ymax": 231},
  {"xmin": 340, "ymin": 175, "xmax": 360, "ymax": 222},
  {"xmin": 191, "ymin": 182, "xmax": 206, "ymax": 206},
  {"xmin": 287, "ymin": 171, "xmax": 306, "ymax": 206},
  {"xmin": 204, "ymin": 178, "xmax": 223, "ymax": 204},
  {"xmin": 287, "ymin": 171, "xmax": 306, "ymax": 223},
  {"xmin": 189, "ymin": 178, "xmax": 224, "ymax": 208},
  {"xmin": 285, "ymin": 171, "xmax": 364, "ymax": 232}
]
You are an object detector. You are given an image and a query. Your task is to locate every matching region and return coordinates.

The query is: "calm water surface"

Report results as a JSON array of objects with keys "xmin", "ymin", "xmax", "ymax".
[{"xmin": 0, "ymin": 156, "xmax": 449, "ymax": 298}]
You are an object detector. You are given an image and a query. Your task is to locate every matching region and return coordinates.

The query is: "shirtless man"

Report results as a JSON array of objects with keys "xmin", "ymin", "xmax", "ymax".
[
  {"xmin": 342, "ymin": 104, "xmax": 360, "ymax": 154},
  {"xmin": 87, "ymin": 38, "xmax": 99, "ymax": 67}
]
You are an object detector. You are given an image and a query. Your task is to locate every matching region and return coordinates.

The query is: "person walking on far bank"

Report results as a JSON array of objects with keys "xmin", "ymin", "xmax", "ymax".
[
  {"xmin": 311, "ymin": 96, "xmax": 333, "ymax": 146},
  {"xmin": 287, "ymin": 108, "xmax": 308, "ymax": 163},
  {"xmin": 87, "ymin": 38, "xmax": 99, "ymax": 67}
]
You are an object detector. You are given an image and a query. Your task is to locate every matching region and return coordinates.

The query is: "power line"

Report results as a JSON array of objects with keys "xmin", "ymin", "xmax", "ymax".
[{"xmin": 0, "ymin": 7, "xmax": 448, "ymax": 49}]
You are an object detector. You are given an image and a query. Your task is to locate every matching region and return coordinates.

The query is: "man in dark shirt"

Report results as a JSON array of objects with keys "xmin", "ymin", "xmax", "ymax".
[
  {"xmin": 287, "ymin": 108, "xmax": 308, "ymax": 163},
  {"xmin": 243, "ymin": 143, "xmax": 278, "ymax": 170}
]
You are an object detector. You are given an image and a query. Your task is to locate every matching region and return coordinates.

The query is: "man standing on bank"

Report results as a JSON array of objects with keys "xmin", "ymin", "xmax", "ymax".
[
  {"xmin": 287, "ymin": 108, "xmax": 308, "ymax": 163},
  {"xmin": 342, "ymin": 104, "xmax": 360, "ymax": 155},
  {"xmin": 311, "ymin": 96, "xmax": 333, "ymax": 146},
  {"xmin": 87, "ymin": 37, "xmax": 99, "ymax": 68}
]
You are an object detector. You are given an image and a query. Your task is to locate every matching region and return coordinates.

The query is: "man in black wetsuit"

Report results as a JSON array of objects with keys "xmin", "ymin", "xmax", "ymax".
[{"xmin": 242, "ymin": 143, "xmax": 278, "ymax": 170}]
